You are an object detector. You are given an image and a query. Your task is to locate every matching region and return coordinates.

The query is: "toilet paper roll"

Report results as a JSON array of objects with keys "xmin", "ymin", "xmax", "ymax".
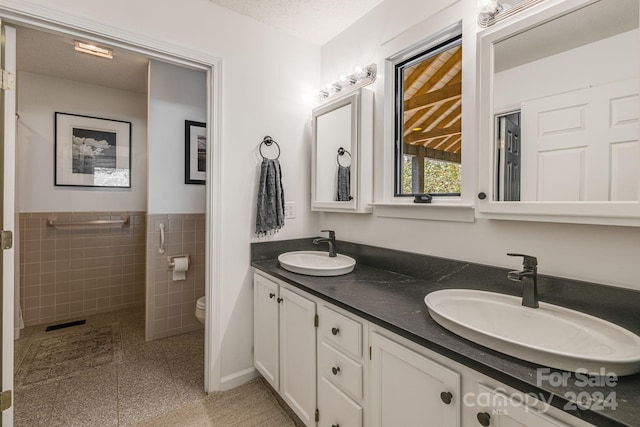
[{"xmin": 172, "ymin": 256, "xmax": 189, "ymax": 281}]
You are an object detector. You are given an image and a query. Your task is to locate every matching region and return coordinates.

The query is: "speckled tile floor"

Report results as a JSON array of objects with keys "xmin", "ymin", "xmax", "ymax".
[{"xmin": 13, "ymin": 306, "xmax": 206, "ymax": 427}]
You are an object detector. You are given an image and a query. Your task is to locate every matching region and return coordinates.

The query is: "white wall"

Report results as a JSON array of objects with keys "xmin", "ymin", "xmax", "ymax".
[
  {"xmin": 148, "ymin": 60, "xmax": 206, "ymax": 214},
  {"xmin": 319, "ymin": 0, "xmax": 640, "ymax": 291},
  {"xmin": 17, "ymin": 71, "xmax": 147, "ymax": 212}
]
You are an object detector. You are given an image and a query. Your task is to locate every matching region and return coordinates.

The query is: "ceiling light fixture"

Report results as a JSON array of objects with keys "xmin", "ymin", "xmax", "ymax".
[
  {"xmin": 74, "ymin": 41, "xmax": 113, "ymax": 59},
  {"xmin": 319, "ymin": 63, "xmax": 377, "ymax": 101}
]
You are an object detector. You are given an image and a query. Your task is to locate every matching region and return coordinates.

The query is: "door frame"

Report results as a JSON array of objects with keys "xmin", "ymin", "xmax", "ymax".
[
  {"xmin": 1, "ymin": 21, "xmax": 17, "ymax": 427},
  {"xmin": 0, "ymin": 1, "xmax": 224, "ymax": 394}
]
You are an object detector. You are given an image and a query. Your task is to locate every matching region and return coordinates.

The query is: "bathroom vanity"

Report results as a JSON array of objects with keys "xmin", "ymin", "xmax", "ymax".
[{"xmin": 252, "ymin": 239, "xmax": 640, "ymax": 427}]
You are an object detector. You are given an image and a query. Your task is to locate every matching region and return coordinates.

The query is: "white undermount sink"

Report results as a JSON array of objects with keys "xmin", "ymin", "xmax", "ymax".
[
  {"xmin": 425, "ymin": 289, "xmax": 640, "ymax": 375},
  {"xmin": 278, "ymin": 251, "xmax": 356, "ymax": 277}
]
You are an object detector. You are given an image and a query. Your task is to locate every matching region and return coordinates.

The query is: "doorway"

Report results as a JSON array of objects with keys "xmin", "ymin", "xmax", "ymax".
[
  {"xmin": 496, "ymin": 111, "xmax": 521, "ymax": 202},
  {"xmin": 1, "ymin": 11, "xmax": 221, "ymax": 425}
]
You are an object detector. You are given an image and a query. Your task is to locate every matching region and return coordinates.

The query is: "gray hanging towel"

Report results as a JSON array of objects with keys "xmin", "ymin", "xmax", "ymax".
[
  {"xmin": 337, "ymin": 165, "xmax": 351, "ymax": 201},
  {"xmin": 256, "ymin": 158, "xmax": 285, "ymax": 236}
]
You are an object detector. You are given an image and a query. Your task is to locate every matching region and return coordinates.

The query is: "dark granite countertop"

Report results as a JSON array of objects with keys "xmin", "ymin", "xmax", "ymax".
[{"xmin": 251, "ymin": 239, "xmax": 640, "ymax": 427}]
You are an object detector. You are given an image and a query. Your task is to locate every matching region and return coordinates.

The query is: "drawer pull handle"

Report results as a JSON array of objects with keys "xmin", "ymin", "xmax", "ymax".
[
  {"xmin": 269, "ymin": 293, "xmax": 275, "ymax": 299},
  {"xmin": 477, "ymin": 412, "xmax": 491, "ymax": 426},
  {"xmin": 440, "ymin": 391, "xmax": 453, "ymax": 405},
  {"xmin": 277, "ymin": 297, "xmax": 283, "ymax": 303},
  {"xmin": 331, "ymin": 327, "xmax": 340, "ymax": 335},
  {"xmin": 331, "ymin": 366, "xmax": 340, "ymax": 375}
]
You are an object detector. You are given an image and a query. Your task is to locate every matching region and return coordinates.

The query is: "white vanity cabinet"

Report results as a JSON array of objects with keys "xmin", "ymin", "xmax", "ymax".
[
  {"xmin": 369, "ymin": 328, "xmax": 595, "ymax": 427},
  {"xmin": 316, "ymin": 305, "xmax": 367, "ymax": 427},
  {"xmin": 253, "ymin": 271, "xmax": 596, "ymax": 427},
  {"xmin": 253, "ymin": 273, "xmax": 317, "ymax": 426},
  {"xmin": 369, "ymin": 331, "xmax": 461, "ymax": 427}
]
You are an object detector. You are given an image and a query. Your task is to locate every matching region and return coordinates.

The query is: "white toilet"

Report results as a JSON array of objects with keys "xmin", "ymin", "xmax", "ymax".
[{"xmin": 195, "ymin": 296, "xmax": 206, "ymax": 324}]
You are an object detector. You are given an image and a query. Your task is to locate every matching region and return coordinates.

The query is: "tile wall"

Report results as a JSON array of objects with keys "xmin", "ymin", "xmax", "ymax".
[
  {"xmin": 19, "ymin": 211, "xmax": 146, "ymax": 326},
  {"xmin": 146, "ymin": 214, "xmax": 206, "ymax": 340}
]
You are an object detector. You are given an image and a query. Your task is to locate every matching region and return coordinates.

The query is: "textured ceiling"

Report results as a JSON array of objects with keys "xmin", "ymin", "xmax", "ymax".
[{"xmin": 207, "ymin": 0, "xmax": 385, "ymax": 45}]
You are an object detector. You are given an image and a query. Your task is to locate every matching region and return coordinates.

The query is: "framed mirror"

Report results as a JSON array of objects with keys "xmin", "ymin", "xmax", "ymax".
[
  {"xmin": 477, "ymin": 0, "xmax": 640, "ymax": 226},
  {"xmin": 311, "ymin": 88, "xmax": 373, "ymax": 213}
]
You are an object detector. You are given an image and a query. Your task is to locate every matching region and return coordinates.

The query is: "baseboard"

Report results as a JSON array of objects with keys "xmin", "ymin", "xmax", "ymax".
[{"xmin": 220, "ymin": 366, "xmax": 259, "ymax": 391}]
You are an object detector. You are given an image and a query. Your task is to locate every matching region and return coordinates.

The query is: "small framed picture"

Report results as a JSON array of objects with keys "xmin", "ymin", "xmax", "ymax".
[
  {"xmin": 185, "ymin": 120, "xmax": 206, "ymax": 185},
  {"xmin": 54, "ymin": 112, "xmax": 132, "ymax": 188}
]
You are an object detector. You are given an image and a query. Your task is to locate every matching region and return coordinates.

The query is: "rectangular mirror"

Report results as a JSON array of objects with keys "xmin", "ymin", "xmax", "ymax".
[
  {"xmin": 311, "ymin": 88, "xmax": 373, "ymax": 213},
  {"xmin": 477, "ymin": 0, "xmax": 640, "ymax": 226}
]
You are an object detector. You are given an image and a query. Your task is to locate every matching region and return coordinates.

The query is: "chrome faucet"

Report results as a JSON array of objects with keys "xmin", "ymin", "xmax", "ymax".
[
  {"xmin": 507, "ymin": 253, "xmax": 539, "ymax": 308},
  {"xmin": 313, "ymin": 230, "xmax": 337, "ymax": 257}
]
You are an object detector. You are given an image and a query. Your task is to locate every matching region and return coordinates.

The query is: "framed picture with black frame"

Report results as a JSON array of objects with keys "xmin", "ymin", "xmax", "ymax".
[
  {"xmin": 185, "ymin": 120, "xmax": 206, "ymax": 185},
  {"xmin": 54, "ymin": 112, "xmax": 132, "ymax": 188}
]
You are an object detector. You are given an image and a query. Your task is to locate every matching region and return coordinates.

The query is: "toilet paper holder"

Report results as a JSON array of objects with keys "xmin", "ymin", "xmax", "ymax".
[{"xmin": 167, "ymin": 254, "xmax": 190, "ymax": 270}]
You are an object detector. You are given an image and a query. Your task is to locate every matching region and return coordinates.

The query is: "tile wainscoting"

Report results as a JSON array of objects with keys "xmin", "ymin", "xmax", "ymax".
[
  {"xmin": 19, "ymin": 211, "xmax": 146, "ymax": 327},
  {"xmin": 146, "ymin": 213, "xmax": 205, "ymax": 341}
]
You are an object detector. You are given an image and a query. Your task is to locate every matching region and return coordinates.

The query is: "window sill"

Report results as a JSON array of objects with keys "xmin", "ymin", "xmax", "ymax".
[{"xmin": 370, "ymin": 202, "xmax": 475, "ymax": 222}]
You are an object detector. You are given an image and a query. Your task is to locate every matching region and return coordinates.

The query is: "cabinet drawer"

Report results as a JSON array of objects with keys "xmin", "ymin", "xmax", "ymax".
[
  {"xmin": 319, "ymin": 340, "xmax": 363, "ymax": 399},
  {"xmin": 476, "ymin": 384, "xmax": 571, "ymax": 427},
  {"xmin": 319, "ymin": 305, "xmax": 362, "ymax": 358},
  {"xmin": 318, "ymin": 375, "xmax": 363, "ymax": 427}
]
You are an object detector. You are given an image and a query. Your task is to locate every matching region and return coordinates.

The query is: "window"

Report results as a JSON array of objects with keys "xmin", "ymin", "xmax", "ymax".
[{"xmin": 394, "ymin": 34, "xmax": 462, "ymax": 197}]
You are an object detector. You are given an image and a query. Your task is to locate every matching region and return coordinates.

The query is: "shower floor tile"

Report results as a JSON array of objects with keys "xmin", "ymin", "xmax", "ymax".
[{"xmin": 13, "ymin": 306, "xmax": 205, "ymax": 427}]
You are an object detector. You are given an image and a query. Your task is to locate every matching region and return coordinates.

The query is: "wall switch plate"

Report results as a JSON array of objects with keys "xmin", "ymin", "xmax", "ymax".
[{"xmin": 284, "ymin": 202, "xmax": 296, "ymax": 219}]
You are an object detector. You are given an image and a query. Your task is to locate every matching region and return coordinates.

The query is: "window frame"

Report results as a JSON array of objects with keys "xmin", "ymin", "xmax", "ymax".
[
  {"xmin": 394, "ymin": 34, "xmax": 463, "ymax": 198},
  {"xmin": 375, "ymin": 14, "xmax": 475, "ymax": 222}
]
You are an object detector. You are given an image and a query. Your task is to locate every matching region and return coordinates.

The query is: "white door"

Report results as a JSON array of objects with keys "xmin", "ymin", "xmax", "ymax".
[
  {"xmin": 591, "ymin": 79, "xmax": 640, "ymax": 201},
  {"xmin": 521, "ymin": 79, "xmax": 639, "ymax": 201},
  {"xmin": 1, "ymin": 22, "xmax": 17, "ymax": 427},
  {"xmin": 253, "ymin": 273, "xmax": 280, "ymax": 390},
  {"xmin": 370, "ymin": 332, "xmax": 460, "ymax": 427},
  {"xmin": 279, "ymin": 286, "xmax": 316, "ymax": 426}
]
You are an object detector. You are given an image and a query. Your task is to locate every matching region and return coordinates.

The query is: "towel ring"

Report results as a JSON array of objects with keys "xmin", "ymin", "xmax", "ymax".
[
  {"xmin": 337, "ymin": 147, "xmax": 352, "ymax": 167},
  {"xmin": 259, "ymin": 136, "xmax": 281, "ymax": 160}
]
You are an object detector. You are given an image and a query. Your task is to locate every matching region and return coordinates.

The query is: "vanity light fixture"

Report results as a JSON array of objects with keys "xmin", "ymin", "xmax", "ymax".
[
  {"xmin": 478, "ymin": 0, "xmax": 547, "ymax": 28},
  {"xmin": 319, "ymin": 63, "xmax": 377, "ymax": 101},
  {"xmin": 479, "ymin": 0, "xmax": 503, "ymax": 21},
  {"xmin": 74, "ymin": 41, "xmax": 113, "ymax": 59}
]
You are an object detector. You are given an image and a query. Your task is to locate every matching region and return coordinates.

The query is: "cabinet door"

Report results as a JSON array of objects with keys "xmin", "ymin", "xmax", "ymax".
[
  {"xmin": 253, "ymin": 274, "xmax": 280, "ymax": 389},
  {"xmin": 318, "ymin": 375, "xmax": 363, "ymax": 427},
  {"xmin": 370, "ymin": 332, "xmax": 460, "ymax": 427},
  {"xmin": 280, "ymin": 286, "xmax": 317, "ymax": 426}
]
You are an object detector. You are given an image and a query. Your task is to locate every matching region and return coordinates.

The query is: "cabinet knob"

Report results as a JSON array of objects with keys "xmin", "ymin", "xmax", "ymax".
[
  {"xmin": 477, "ymin": 412, "xmax": 491, "ymax": 426},
  {"xmin": 331, "ymin": 327, "xmax": 340, "ymax": 336},
  {"xmin": 269, "ymin": 293, "xmax": 275, "ymax": 299},
  {"xmin": 277, "ymin": 297, "xmax": 283, "ymax": 303},
  {"xmin": 440, "ymin": 391, "xmax": 453, "ymax": 405},
  {"xmin": 331, "ymin": 366, "xmax": 341, "ymax": 375},
  {"xmin": 478, "ymin": 192, "xmax": 487, "ymax": 200}
]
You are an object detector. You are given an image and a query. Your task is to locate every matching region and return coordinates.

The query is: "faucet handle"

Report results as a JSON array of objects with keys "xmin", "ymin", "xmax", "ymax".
[
  {"xmin": 321, "ymin": 229, "xmax": 336, "ymax": 239},
  {"xmin": 507, "ymin": 253, "xmax": 537, "ymax": 268}
]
